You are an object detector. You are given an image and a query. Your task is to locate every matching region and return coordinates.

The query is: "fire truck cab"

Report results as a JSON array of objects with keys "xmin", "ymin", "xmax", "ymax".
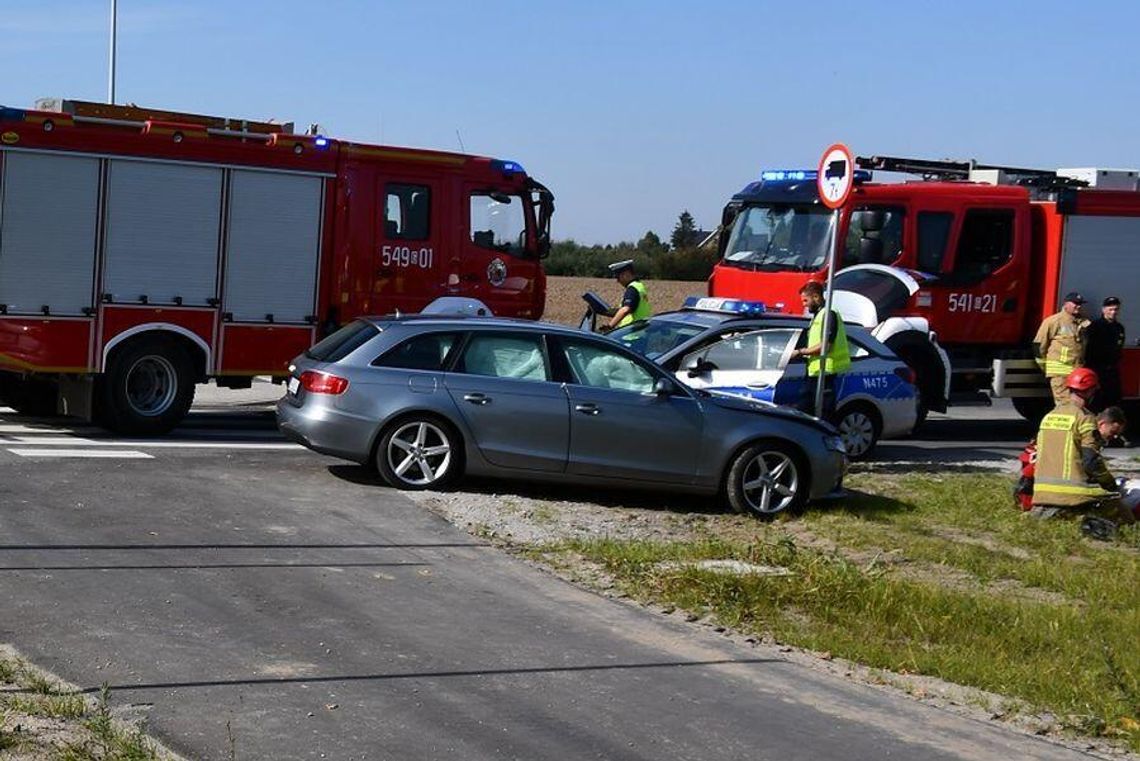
[
  {"xmin": 709, "ymin": 157, "xmax": 1140, "ymax": 420},
  {"xmin": 0, "ymin": 98, "xmax": 554, "ymax": 434}
]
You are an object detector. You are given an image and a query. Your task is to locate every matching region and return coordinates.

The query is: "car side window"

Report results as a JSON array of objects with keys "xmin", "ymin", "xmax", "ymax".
[
  {"xmin": 373, "ymin": 332, "xmax": 459, "ymax": 370},
  {"xmin": 455, "ymin": 333, "xmax": 549, "ymax": 381},
  {"xmin": 560, "ymin": 339, "xmax": 656, "ymax": 393},
  {"xmin": 681, "ymin": 329, "xmax": 799, "ymax": 372},
  {"xmin": 848, "ymin": 339, "xmax": 871, "ymax": 359}
]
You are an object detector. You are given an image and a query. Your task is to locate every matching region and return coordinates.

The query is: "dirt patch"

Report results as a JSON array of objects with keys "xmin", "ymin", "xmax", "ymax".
[{"xmin": 543, "ymin": 276, "xmax": 705, "ymax": 326}]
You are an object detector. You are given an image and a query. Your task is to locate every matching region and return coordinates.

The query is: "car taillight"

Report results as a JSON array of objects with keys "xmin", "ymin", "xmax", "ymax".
[
  {"xmin": 300, "ymin": 370, "xmax": 349, "ymax": 395},
  {"xmin": 894, "ymin": 366, "xmax": 916, "ymax": 385}
]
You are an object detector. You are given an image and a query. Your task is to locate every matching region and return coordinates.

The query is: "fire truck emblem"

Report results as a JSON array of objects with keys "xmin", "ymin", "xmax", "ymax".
[
  {"xmin": 1, "ymin": 132, "xmax": 18, "ymax": 145},
  {"xmin": 487, "ymin": 258, "xmax": 507, "ymax": 287}
]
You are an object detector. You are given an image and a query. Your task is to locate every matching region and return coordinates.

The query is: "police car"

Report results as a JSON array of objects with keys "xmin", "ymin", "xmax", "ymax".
[{"xmin": 608, "ymin": 297, "xmax": 920, "ymax": 458}]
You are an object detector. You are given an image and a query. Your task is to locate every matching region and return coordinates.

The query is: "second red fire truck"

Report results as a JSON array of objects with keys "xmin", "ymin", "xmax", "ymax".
[
  {"xmin": 0, "ymin": 98, "xmax": 554, "ymax": 433},
  {"xmin": 708, "ymin": 156, "xmax": 1140, "ymax": 421}
]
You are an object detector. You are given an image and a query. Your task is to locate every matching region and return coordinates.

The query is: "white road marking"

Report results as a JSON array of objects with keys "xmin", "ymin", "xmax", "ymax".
[
  {"xmin": 8, "ymin": 449, "xmax": 154, "ymax": 459},
  {"xmin": 5, "ymin": 438, "xmax": 300, "ymax": 451}
]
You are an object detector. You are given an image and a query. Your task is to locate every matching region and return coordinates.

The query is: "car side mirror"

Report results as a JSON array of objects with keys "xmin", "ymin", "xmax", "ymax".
[
  {"xmin": 686, "ymin": 358, "xmax": 714, "ymax": 377},
  {"xmin": 653, "ymin": 378, "xmax": 675, "ymax": 396}
]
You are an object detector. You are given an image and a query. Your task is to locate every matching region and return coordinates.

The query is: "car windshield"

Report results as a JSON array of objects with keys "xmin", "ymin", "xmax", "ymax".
[
  {"xmin": 721, "ymin": 204, "xmax": 834, "ymax": 272},
  {"xmin": 610, "ymin": 319, "xmax": 708, "ymax": 359}
]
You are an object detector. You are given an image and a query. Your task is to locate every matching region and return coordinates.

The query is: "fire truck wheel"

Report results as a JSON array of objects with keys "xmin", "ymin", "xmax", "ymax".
[
  {"xmin": 98, "ymin": 337, "xmax": 196, "ymax": 435},
  {"xmin": 1, "ymin": 376, "xmax": 59, "ymax": 417},
  {"xmin": 1011, "ymin": 396, "xmax": 1051, "ymax": 425}
]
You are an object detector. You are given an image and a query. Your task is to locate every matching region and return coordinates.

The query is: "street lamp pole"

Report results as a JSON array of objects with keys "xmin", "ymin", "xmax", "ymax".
[{"xmin": 108, "ymin": 0, "xmax": 118, "ymax": 104}]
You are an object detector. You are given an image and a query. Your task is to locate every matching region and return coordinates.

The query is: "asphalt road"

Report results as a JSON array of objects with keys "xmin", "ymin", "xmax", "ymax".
[{"xmin": 0, "ymin": 388, "xmax": 1115, "ymax": 760}]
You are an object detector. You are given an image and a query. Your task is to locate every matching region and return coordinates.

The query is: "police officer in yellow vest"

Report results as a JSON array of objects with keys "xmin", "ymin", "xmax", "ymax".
[
  {"xmin": 1034, "ymin": 291, "xmax": 1090, "ymax": 406},
  {"xmin": 606, "ymin": 259, "xmax": 652, "ymax": 330},
  {"xmin": 1030, "ymin": 367, "xmax": 1134, "ymax": 535},
  {"xmin": 790, "ymin": 281, "xmax": 851, "ymax": 419}
]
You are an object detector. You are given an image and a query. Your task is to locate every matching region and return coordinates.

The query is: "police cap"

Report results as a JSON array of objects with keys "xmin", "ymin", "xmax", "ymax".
[{"xmin": 608, "ymin": 259, "xmax": 635, "ymax": 276}]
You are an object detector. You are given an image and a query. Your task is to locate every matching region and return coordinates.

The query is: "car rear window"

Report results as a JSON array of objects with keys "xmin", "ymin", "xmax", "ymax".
[{"xmin": 305, "ymin": 320, "xmax": 380, "ymax": 362}]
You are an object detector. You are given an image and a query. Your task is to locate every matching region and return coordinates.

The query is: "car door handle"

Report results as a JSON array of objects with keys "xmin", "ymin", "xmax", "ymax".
[
  {"xmin": 463, "ymin": 393, "xmax": 491, "ymax": 405},
  {"xmin": 575, "ymin": 403, "xmax": 600, "ymax": 415}
]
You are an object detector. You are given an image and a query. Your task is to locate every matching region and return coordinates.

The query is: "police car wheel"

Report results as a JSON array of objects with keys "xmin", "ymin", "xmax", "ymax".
[
  {"xmin": 376, "ymin": 415, "xmax": 464, "ymax": 491},
  {"xmin": 725, "ymin": 441, "xmax": 807, "ymax": 518},
  {"xmin": 835, "ymin": 404, "xmax": 881, "ymax": 460}
]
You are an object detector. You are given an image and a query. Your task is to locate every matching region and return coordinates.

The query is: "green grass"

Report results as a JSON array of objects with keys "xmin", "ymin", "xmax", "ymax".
[
  {"xmin": 538, "ymin": 473, "xmax": 1140, "ymax": 749},
  {"xmin": 0, "ymin": 660, "xmax": 165, "ymax": 760}
]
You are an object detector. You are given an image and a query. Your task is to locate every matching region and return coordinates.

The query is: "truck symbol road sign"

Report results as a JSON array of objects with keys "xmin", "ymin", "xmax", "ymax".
[{"xmin": 817, "ymin": 144, "xmax": 854, "ymax": 209}]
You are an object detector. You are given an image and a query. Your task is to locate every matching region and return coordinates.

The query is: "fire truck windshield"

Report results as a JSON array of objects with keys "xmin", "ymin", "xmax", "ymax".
[{"xmin": 721, "ymin": 205, "xmax": 834, "ymax": 272}]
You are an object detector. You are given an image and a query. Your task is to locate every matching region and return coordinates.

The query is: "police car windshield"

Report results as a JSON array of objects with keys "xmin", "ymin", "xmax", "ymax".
[
  {"xmin": 722, "ymin": 205, "xmax": 834, "ymax": 272},
  {"xmin": 610, "ymin": 318, "xmax": 708, "ymax": 360}
]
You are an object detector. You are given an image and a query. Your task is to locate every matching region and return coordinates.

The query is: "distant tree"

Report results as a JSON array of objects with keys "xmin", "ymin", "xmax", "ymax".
[
  {"xmin": 670, "ymin": 211, "xmax": 699, "ymax": 250},
  {"xmin": 637, "ymin": 230, "xmax": 668, "ymax": 257}
]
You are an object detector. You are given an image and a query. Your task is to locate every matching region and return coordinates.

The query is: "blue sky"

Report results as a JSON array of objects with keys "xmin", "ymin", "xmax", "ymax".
[{"xmin": 4, "ymin": 1, "xmax": 1138, "ymax": 244}]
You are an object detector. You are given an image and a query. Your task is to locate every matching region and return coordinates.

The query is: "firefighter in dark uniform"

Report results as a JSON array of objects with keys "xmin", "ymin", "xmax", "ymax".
[
  {"xmin": 1085, "ymin": 296, "xmax": 1126, "ymax": 413},
  {"xmin": 1030, "ymin": 368, "xmax": 1135, "ymax": 537},
  {"xmin": 605, "ymin": 259, "xmax": 652, "ymax": 330},
  {"xmin": 1033, "ymin": 291, "xmax": 1090, "ymax": 407}
]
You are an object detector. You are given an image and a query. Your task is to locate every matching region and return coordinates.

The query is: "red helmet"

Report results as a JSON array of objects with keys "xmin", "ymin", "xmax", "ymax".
[{"xmin": 1066, "ymin": 367, "xmax": 1100, "ymax": 392}]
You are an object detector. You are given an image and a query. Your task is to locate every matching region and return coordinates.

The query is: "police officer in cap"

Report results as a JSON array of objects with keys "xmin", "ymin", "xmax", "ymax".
[
  {"xmin": 605, "ymin": 259, "xmax": 652, "ymax": 330},
  {"xmin": 1086, "ymin": 296, "xmax": 1126, "ymax": 412}
]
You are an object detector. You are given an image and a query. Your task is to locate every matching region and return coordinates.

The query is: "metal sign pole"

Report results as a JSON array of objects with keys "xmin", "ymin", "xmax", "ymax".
[
  {"xmin": 108, "ymin": 0, "xmax": 118, "ymax": 104},
  {"xmin": 814, "ymin": 208, "xmax": 840, "ymax": 418}
]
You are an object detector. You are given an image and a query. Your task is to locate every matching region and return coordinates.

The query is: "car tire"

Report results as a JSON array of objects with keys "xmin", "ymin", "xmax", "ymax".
[
  {"xmin": 724, "ymin": 440, "xmax": 808, "ymax": 518},
  {"xmin": 834, "ymin": 403, "xmax": 881, "ymax": 460},
  {"xmin": 96, "ymin": 337, "xmax": 196, "ymax": 435},
  {"xmin": 376, "ymin": 415, "xmax": 463, "ymax": 491}
]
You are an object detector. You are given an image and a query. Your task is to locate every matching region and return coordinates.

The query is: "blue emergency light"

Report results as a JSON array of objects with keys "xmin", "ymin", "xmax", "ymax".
[
  {"xmin": 314, "ymin": 136, "xmax": 329, "ymax": 148},
  {"xmin": 759, "ymin": 168, "xmax": 873, "ymax": 183},
  {"xmin": 682, "ymin": 296, "xmax": 767, "ymax": 315},
  {"xmin": 760, "ymin": 170, "xmax": 816, "ymax": 182},
  {"xmin": 491, "ymin": 159, "xmax": 525, "ymax": 175}
]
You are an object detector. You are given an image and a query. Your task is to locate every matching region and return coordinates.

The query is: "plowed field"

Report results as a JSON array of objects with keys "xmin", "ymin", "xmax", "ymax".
[{"xmin": 543, "ymin": 276, "xmax": 705, "ymax": 326}]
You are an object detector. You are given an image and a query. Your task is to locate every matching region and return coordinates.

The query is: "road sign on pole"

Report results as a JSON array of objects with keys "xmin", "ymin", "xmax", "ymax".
[
  {"xmin": 816, "ymin": 143, "xmax": 854, "ymax": 210},
  {"xmin": 813, "ymin": 143, "xmax": 854, "ymax": 419}
]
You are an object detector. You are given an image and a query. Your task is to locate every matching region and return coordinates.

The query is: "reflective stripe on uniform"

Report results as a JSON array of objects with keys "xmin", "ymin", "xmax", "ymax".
[{"xmin": 1044, "ymin": 360, "xmax": 1075, "ymax": 377}]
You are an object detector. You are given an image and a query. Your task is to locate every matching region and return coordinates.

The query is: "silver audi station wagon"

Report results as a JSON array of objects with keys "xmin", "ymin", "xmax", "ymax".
[{"xmin": 277, "ymin": 317, "xmax": 846, "ymax": 517}]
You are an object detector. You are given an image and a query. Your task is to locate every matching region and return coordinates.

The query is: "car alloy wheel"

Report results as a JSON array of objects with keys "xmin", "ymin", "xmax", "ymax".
[
  {"xmin": 739, "ymin": 450, "xmax": 799, "ymax": 515},
  {"xmin": 385, "ymin": 420, "xmax": 453, "ymax": 487},
  {"xmin": 837, "ymin": 409, "xmax": 877, "ymax": 458}
]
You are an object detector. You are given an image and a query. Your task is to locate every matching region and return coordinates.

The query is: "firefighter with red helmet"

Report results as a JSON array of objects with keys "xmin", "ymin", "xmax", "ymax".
[{"xmin": 1030, "ymin": 368, "xmax": 1134, "ymax": 536}]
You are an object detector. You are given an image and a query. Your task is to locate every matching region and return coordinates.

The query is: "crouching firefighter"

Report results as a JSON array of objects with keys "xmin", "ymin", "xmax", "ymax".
[{"xmin": 1030, "ymin": 368, "xmax": 1135, "ymax": 536}]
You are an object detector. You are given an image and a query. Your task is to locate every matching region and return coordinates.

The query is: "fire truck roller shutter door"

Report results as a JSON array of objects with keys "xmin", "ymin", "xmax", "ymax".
[
  {"xmin": 223, "ymin": 170, "xmax": 323, "ymax": 323},
  {"xmin": 103, "ymin": 160, "xmax": 221, "ymax": 305},
  {"xmin": 1058, "ymin": 216, "xmax": 1140, "ymax": 347},
  {"xmin": 0, "ymin": 152, "xmax": 100, "ymax": 315}
]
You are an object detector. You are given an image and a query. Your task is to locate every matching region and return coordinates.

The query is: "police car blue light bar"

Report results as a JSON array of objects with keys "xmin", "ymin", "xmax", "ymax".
[
  {"xmin": 760, "ymin": 168, "xmax": 873, "ymax": 183},
  {"xmin": 761, "ymin": 170, "xmax": 815, "ymax": 182},
  {"xmin": 682, "ymin": 296, "xmax": 767, "ymax": 315}
]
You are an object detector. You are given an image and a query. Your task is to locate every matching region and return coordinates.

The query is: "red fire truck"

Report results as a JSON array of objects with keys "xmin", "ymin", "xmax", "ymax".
[
  {"xmin": 708, "ymin": 157, "xmax": 1140, "ymax": 421},
  {"xmin": 0, "ymin": 98, "xmax": 554, "ymax": 433}
]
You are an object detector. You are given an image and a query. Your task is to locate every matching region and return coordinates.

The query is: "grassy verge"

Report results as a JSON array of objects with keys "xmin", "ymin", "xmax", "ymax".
[
  {"xmin": 0, "ymin": 653, "xmax": 166, "ymax": 760},
  {"xmin": 530, "ymin": 473, "xmax": 1140, "ymax": 750}
]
